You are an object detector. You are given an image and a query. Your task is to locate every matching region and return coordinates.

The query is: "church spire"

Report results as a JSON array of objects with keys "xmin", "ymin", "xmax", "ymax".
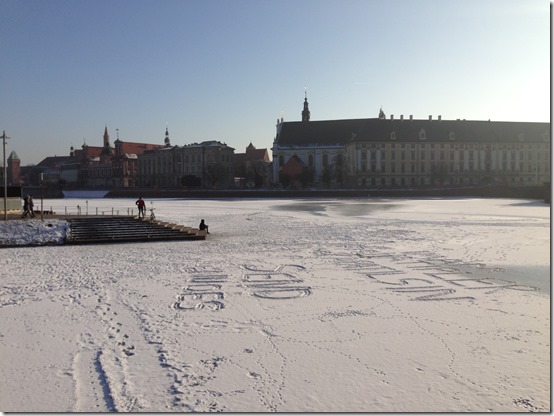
[
  {"xmin": 103, "ymin": 126, "xmax": 110, "ymax": 147},
  {"xmin": 302, "ymin": 88, "xmax": 310, "ymax": 122},
  {"xmin": 101, "ymin": 126, "xmax": 114, "ymax": 158}
]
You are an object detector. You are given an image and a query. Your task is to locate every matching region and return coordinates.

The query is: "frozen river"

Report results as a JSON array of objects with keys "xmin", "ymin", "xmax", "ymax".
[{"xmin": 0, "ymin": 197, "xmax": 550, "ymax": 412}]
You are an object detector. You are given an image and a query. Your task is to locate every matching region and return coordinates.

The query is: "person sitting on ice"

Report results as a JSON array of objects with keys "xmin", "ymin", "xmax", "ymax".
[{"xmin": 199, "ymin": 219, "xmax": 210, "ymax": 234}]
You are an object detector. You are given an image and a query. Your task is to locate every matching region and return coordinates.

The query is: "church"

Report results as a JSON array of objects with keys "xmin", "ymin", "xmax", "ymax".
[{"xmin": 272, "ymin": 94, "xmax": 550, "ymax": 189}]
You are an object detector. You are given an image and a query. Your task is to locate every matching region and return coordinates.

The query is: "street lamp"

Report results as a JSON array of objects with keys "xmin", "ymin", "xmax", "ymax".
[
  {"xmin": 40, "ymin": 173, "xmax": 44, "ymax": 221},
  {"xmin": 2, "ymin": 130, "xmax": 10, "ymax": 221}
]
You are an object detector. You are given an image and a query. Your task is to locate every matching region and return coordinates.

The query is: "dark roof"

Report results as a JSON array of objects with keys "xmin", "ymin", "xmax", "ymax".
[
  {"xmin": 276, "ymin": 118, "xmax": 550, "ymax": 146},
  {"xmin": 36, "ymin": 155, "xmax": 74, "ymax": 168}
]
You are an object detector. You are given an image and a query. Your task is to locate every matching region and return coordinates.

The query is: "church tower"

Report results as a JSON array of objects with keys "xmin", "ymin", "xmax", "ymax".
[
  {"xmin": 7, "ymin": 151, "xmax": 20, "ymax": 185},
  {"xmin": 103, "ymin": 126, "xmax": 110, "ymax": 147},
  {"xmin": 302, "ymin": 89, "xmax": 311, "ymax": 122},
  {"xmin": 100, "ymin": 126, "xmax": 114, "ymax": 159},
  {"xmin": 164, "ymin": 126, "xmax": 171, "ymax": 147}
]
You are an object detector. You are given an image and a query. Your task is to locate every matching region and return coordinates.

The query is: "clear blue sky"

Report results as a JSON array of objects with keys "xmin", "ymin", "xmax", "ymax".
[{"xmin": 1, "ymin": 0, "xmax": 550, "ymax": 165}]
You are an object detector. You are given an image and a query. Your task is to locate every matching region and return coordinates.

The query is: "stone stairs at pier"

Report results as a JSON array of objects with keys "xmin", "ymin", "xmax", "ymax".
[{"xmin": 66, "ymin": 216, "xmax": 206, "ymax": 244}]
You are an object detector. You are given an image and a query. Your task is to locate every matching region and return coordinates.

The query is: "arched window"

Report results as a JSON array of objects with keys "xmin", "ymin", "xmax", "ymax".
[{"xmin": 419, "ymin": 129, "xmax": 426, "ymax": 140}]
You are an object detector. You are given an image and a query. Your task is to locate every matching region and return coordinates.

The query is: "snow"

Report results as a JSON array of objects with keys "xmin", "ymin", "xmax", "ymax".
[
  {"xmin": 0, "ymin": 219, "xmax": 68, "ymax": 246},
  {"xmin": 0, "ymin": 197, "xmax": 550, "ymax": 412}
]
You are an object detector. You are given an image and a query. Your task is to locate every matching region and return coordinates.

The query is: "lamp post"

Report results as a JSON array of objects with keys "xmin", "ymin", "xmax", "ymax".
[
  {"xmin": 2, "ymin": 130, "xmax": 9, "ymax": 221},
  {"xmin": 202, "ymin": 145, "xmax": 206, "ymax": 189},
  {"xmin": 40, "ymin": 173, "xmax": 44, "ymax": 221}
]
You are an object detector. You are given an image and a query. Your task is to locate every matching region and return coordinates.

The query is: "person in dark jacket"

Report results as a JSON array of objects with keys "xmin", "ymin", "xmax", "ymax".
[
  {"xmin": 136, "ymin": 197, "xmax": 146, "ymax": 218},
  {"xmin": 22, "ymin": 195, "xmax": 30, "ymax": 218},
  {"xmin": 28, "ymin": 195, "xmax": 35, "ymax": 217},
  {"xmin": 199, "ymin": 219, "xmax": 210, "ymax": 234}
]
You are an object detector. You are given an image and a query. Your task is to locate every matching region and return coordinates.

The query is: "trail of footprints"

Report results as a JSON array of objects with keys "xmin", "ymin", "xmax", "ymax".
[{"xmin": 98, "ymin": 302, "xmax": 136, "ymax": 358}]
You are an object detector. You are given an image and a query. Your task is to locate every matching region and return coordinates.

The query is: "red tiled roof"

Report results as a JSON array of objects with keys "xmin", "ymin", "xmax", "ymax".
[
  {"xmin": 119, "ymin": 142, "xmax": 163, "ymax": 155},
  {"xmin": 246, "ymin": 148, "xmax": 269, "ymax": 161},
  {"xmin": 281, "ymin": 154, "xmax": 306, "ymax": 177}
]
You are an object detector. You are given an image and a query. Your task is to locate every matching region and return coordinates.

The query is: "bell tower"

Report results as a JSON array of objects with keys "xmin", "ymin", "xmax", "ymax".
[
  {"xmin": 164, "ymin": 126, "xmax": 171, "ymax": 147},
  {"xmin": 302, "ymin": 88, "xmax": 310, "ymax": 122}
]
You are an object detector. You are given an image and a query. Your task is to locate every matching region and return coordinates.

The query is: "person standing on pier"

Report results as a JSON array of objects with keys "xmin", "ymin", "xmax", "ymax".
[{"xmin": 136, "ymin": 197, "xmax": 146, "ymax": 219}]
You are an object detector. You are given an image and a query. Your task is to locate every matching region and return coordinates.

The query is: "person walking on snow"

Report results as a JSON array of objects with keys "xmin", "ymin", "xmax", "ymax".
[
  {"xmin": 28, "ymin": 195, "xmax": 35, "ymax": 217},
  {"xmin": 22, "ymin": 195, "xmax": 30, "ymax": 218}
]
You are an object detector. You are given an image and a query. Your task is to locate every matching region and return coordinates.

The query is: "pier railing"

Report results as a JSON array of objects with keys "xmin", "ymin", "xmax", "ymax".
[{"xmin": 44, "ymin": 204, "xmax": 140, "ymax": 217}]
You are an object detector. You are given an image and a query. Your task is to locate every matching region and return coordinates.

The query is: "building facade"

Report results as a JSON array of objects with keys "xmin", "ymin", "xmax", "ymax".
[
  {"xmin": 233, "ymin": 143, "xmax": 272, "ymax": 188},
  {"xmin": 77, "ymin": 127, "xmax": 163, "ymax": 188},
  {"xmin": 137, "ymin": 140, "xmax": 235, "ymax": 189},
  {"xmin": 272, "ymin": 96, "xmax": 550, "ymax": 188}
]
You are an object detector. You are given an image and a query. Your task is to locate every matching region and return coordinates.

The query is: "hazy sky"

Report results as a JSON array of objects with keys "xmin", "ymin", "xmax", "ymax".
[{"xmin": 1, "ymin": 0, "xmax": 550, "ymax": 165}]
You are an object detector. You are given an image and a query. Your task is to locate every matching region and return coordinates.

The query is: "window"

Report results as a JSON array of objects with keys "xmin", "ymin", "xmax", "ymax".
[
  {"xmin": 419, "ymin": 129, "xmax": 426, "ymax": 140},
  {"xmin": 391, "ymin": 131, "xmax": 397, "ymax": 140}
]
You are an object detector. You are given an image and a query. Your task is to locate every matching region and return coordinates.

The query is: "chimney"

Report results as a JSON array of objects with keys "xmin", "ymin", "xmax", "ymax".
[
  {"xmin": 429, "ymin": 115, "xmax": 432, "ymax": 120},
  {"xmin": 438, "ymin": 115, "xmax": 442, "ymax": 121},
  {"xmin": 390, "ymin": 114, "xmax": 394, "ymax": 120},
  {"xmin": 400, "ymin": 115, "xmax": 404, "ymax": 120},
  {"xmin": 409, "ymin": 115, "xmax": 413, "ymax": 120}
]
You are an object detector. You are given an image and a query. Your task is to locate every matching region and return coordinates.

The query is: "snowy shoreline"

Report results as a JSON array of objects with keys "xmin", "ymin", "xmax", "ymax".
[{"xmin": 0, "ymin": 197, "xmax": 550, "ymax": 412}]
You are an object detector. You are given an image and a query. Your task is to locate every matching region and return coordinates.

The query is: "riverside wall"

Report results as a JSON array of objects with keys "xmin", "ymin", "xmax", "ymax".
[{"xmin": 105, "ymin": 185, "xmax": 550, "ymax": 201}]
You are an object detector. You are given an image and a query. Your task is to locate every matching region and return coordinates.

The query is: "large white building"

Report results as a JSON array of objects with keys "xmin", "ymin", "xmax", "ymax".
[{"xmin": 272, "ymin": 96, "xmax": 550, "ymax": 188}]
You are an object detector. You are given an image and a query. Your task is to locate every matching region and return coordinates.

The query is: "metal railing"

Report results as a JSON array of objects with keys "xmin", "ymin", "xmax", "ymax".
[{"xmin": 44, "ymin": 201, "xmax": 156, "ymax": 218}]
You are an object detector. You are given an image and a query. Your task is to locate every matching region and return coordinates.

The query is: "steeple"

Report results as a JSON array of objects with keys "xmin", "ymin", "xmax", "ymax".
[
  {"xmin": 302, "ymin": 88, "xmax": 310, "ymax": 122},
  {"xmin": 101, "ymin": 126, "xmax": 114, "ymax": 158},
  {"xmin": 164, "ymin": 126, "xmax": 171, "ymax": 147},
  {"xmin": 103, "ymin": 126, "xmax": 110, "ymax": 147},
  {"xmin": 378, "ymin": 107, "xmax": 386, "ymax": 119}
]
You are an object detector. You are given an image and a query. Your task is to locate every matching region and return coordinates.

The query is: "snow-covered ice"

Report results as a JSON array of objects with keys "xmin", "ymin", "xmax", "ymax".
[{"xmin": 0, "ymin": 197, "xmax": 550, "ymax": 412}]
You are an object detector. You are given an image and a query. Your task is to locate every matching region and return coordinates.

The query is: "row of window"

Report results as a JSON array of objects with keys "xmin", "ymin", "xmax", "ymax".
[
  {"xmin": 358, "ymin": 175, "xmax": 544, "ymax": 187},
  {"xmin": 358, "ymin": 149, "xmax": 550, "ymax": 163},
  {"xmin": 357, "ymin": 162, "xmax": 550, "ymax": 174},
  {"xmin": 354, "ymin": 143, "xmax": 550, "ymax": 151}
]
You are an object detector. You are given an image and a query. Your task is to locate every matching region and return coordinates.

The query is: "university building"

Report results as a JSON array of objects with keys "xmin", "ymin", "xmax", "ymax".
[
  {"xmin": 136, "ymin": 132, "xmax": 235, "ymax": 189},
  {"xmin": 272, "ymin": 94, "xmax": 550, "ymax": 188}
]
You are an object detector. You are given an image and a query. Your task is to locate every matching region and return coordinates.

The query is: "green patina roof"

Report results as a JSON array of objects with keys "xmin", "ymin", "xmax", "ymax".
[{"xmin": 7, "ymin": 151, "xmax": 19, "ymax": 160}]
